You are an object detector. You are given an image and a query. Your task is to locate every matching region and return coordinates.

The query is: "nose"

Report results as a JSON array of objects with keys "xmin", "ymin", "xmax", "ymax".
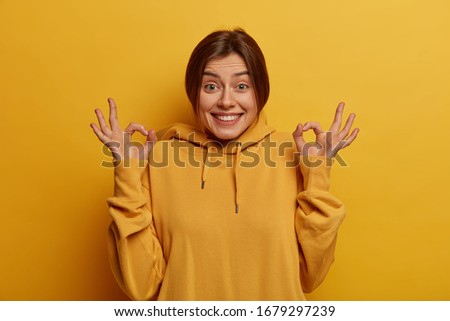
[{"xmin": 217, "ymin": 88, "xmax": 235, "ymax": 109}]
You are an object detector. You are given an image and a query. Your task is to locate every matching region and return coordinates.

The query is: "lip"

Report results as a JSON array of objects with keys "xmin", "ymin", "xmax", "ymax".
[{"xmin": 211, "ymin": 113, "xmax": 243, "ymax": 126}]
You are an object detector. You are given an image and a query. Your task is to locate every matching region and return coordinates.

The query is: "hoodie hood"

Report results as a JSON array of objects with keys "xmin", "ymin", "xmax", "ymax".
[{"xmin": 156, "ymin": 112, "xmax": 275, "ymax": 213}]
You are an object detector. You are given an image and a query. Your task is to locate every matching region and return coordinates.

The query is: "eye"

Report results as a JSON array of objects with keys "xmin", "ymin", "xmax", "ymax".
[
  {"xmin": 236, "ymin": 83, "xmax": 249, "ymax": 90},
  {"xmin": 204, "ymin": 84, "xmax": 218, "ymax": 92}
]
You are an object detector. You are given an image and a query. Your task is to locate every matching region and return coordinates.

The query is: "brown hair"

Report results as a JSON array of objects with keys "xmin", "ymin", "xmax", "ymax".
[{"xmin": 185, "ymin": 28, "xmax": 270, "ymax": 112}]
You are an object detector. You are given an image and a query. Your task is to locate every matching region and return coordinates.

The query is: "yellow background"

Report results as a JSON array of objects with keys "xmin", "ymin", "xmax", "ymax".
[{"xmin": 1, "ymin": 0, "xmax": 449, "ymax": 300}]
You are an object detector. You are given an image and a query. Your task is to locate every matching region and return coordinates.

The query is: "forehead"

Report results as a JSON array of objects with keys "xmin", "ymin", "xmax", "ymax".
[{"xmin": 204, "ymin": 52, "xmax": 248, "ymax": 71}]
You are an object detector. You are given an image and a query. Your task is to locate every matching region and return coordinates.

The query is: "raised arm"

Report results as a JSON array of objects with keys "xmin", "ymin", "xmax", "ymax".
[
  {"xmin": 292, "ymin": 102, "xmax": 359, "ymax": 292},
  {"xmin": 91, "ymin": 98, "xmax": 165, "ymax": 300}
]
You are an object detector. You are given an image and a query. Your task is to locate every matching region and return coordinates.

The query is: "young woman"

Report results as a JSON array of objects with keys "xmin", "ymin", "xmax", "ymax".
[{"xmin": 91, "ymin": 28, "xmax": 359, "ymax": 300}]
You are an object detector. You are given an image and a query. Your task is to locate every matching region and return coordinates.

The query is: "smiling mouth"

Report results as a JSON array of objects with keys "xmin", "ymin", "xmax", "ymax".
[{"xmin": 212, "ymin": 113, "xmax": 243, "ymax": 122}]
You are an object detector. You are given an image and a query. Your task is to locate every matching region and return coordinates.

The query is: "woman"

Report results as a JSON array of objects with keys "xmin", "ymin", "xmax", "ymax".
[{"xmin": 91, "ymin": 28, "xmax": 359, "ymax": 300}]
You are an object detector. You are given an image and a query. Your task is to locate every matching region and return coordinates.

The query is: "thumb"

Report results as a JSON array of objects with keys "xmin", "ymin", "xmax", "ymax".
[
  {"xmin": 145, "ymin": 129, "xmax": 158, "ymax": 153},
  {"xmin": 292, "ymin": 123, "xmax": 305, "ymax": 152},
  {"xmin": 147, "ymin": 129, "xmax": 158, "ymax": 143}
]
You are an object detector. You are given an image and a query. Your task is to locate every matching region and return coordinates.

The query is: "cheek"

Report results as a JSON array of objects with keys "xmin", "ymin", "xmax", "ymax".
[
  {"xmin": 242, "ymin": 95, "xmax": 258, "ymax": 115},
  {"xmin": 196, "ymin": 110, "xmax": 208, "ymax": 128},
  {"xmin": 198, "ymin": 92, "xmax": 215, "ymax": 110},
  {"xmin": 198, "ymin": 95, "xmax": 208, "ymax": 108},
  {"xmin": 196, "ymin": 99, "xmax": 211, "ymax": 129}
]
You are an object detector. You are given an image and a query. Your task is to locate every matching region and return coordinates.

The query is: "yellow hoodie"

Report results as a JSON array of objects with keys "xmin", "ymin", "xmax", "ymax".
[{"xmin": 106, "ymin": 112, "xmax": 346, "ymax": 300}]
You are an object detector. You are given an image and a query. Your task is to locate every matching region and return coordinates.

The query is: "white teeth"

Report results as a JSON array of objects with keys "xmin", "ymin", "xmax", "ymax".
[{"xmin": 215, "ymin": 114, "xmax": 240, "ymax": 121}]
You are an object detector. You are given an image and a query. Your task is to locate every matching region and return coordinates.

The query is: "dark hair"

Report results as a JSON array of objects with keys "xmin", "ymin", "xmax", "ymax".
[{"xmin": 185, "ymin": 28, "xmax": 270, "ymax": 112}]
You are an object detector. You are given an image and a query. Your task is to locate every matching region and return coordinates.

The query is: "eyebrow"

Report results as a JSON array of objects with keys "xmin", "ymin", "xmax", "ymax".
[{"xmin": 202, "ymin": 70, "xmax": 249, "ymax": 78}]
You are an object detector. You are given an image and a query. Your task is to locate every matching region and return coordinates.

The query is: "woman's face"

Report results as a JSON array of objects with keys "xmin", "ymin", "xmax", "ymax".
[{"xmin": 197, "ymin": 52, "xmax": 258, "ymax": 143}]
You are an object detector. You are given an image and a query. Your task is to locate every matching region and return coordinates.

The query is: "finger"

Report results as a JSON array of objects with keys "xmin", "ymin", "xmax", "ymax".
[
  {"xmin": 124, "ymin": 122, "xmax": 149, "ymax": 137},
  {"xmin": 338, "ymin": 113, "xmax": 356, "ymax": 140},
  {"xmin": 329, "ymin": 102, "xmax": 345, "ymax": 132},
  {"xmin": 94, "ymin": 108, "xmax": 112, "ymax": 136},
  {"xmin": 292, "ymin": 123, "xmax": 306, "ymax": 151},
  {"xmin": 341, "ymin": 128, "xmax": 360, "ymax": 149},
  {"xmin": 145, "ymin": 129, "xmax": 158, "ymax": 153},
  {"xmin": 90, "ymin": 123, "xmax": 110, "ymax": 144},
  {"xmin": 147, "ymin": 129, "xmax": 158, "ymax": 143},
  {"xmin": 108, "ymin": 98, "xmax": 121, "ymax": 131},
  {"xmin": 302, "ymin": 122, "xmax": 324, "ymax": 136}
]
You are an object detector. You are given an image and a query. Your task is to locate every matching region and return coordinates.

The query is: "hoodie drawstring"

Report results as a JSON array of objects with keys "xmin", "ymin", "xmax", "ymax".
[
  {"xmin": 201, "ymin": 145, "xmax": 211, "ymax": 189},
  {"xmin": 201, "ymin": 142, "xmax": 242, "ymax": 214},
  {"xmin": 234, "ymin": 142, "xmax": 242, "ymax": 214}
]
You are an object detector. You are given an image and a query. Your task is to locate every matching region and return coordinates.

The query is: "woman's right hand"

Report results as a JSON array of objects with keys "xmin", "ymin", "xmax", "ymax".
[{"xmin": 90, "ymin": 98, "xmax": 157, "ymax": 162}]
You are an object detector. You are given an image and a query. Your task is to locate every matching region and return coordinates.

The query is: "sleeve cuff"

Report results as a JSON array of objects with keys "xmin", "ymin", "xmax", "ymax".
[
  {"xmin": 299, "ymin": 156, "xmax": 333, "ymax": 191},
  {"xmin": 113, "ymin": 159, "xmax": 149, "ymax": 197}
]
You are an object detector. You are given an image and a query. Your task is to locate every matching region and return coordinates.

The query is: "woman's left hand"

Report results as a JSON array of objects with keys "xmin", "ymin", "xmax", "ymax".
[{"xmin": 293, "ymin": 102, "xmax": 359, "ymax": 158}]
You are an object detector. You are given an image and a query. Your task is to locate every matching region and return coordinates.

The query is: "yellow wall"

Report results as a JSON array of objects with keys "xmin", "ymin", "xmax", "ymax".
[{"xmin": 1, "ymin": 0, "xmax": 449, "ymax": 300}]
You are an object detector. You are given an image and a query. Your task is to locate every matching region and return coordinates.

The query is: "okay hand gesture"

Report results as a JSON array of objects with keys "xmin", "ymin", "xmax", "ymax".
[
  {"xmin": 90, "ymin": 98, "xmax": 157, "ymax": 162},
  {"xmin": 293, "ymin": 102, "xmax": 359, "ymax": 159}
]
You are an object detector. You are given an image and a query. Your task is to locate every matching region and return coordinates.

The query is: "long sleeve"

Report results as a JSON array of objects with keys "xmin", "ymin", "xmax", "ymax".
[
  {"xmin": 295, "ymin": 156, "xmax": 346, "ymax": 293},
  {"xmin": 106, "ymin": 159, "xmax": 166, "ymax": 300}
]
